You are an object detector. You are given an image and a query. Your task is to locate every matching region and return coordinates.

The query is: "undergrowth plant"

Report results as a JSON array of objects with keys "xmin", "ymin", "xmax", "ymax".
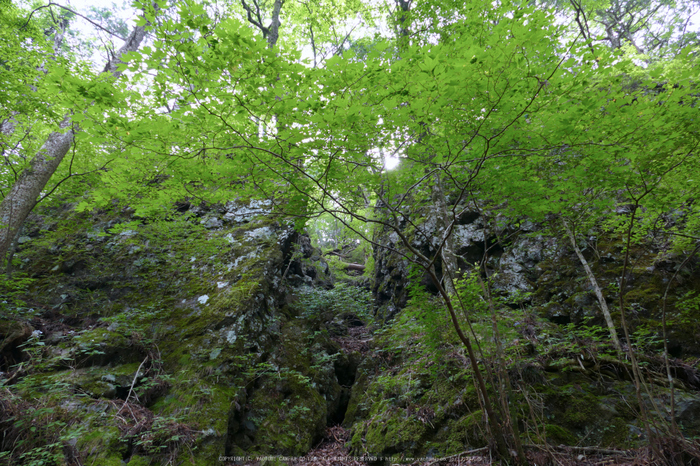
[
  {"xmin": 0, "ymin": 274, "xmax": 36, "ymax": 318},
  {"xmin": 0, "ymin": 382, "xmax": 85, "ymax": 466},
  {"xmin": 100, "ymin": 305, "xmax": 163, "ymax": 343},
  {"xmin": 294, "ymin": 282, "xmax": 373, "ymax": 324}
]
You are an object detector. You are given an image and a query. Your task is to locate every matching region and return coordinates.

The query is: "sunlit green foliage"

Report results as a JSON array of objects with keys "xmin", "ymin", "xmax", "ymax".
[{"xmin": 1, "ymin": 0, "xmax": 699, "ymax": 460}]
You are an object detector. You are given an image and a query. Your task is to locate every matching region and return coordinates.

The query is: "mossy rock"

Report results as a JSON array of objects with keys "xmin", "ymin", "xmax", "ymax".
[
  {"xmin": 272, "ymin": 323, "xmax": 344, "ymax": 423},
  {"xmin": 353, "ymin": 406, "xmax": 430, "ymax": 456},
  {"xmin": 12, "ymin": 370, "xmax": 76, "ymax": 400},
  {"xmin": 124, "ymin": 456, "xmax": 151, "ymax": 466},
  {"xmin": 176, "ymin": 436, "xmax": 224, "ymax": 465},
  {"xmin": 418, "ymin": 374, "xmax": 479, "ymax": 424},
  {"xmin": 69, "ymin": 328, "xmax": 143, "ymax": 367},
  {"xmin": 78, "ymin": 425, "xmax": 125, "ymax": 464},
  {"xmin": 149, "ymin": 375, "xmax": 234, "ymax": 460},
  {"xmin": 539, "ymin": 373, "xmax": 641, "ymax": 448},
  {"xmin": 623, "ymin": 279, "xmax": 662, "ymax": 311},
  {"xmin": 343, "ymin": 360, "xmax": 375, "ymax": 426},
  {"xmin": 600, "ymin": 418, "xmax": 634, "ymax": 447},
  {"xmin": 151, "ymin": 374, "xmax": 236, "ymax": 434},
  {"xmin": 59, "ymin": 363, "xmax": 142, "ymax": 399},
  {"xmin": 235, "ymin": 377, "xmax": 326, "ymax": 456},
  {"xmin": 560, "ymin": 392, "xmax": 605, "ymax": 429},
  {"xmin": 429, "ymin": 410, "xmax": 487, "ymax": 454},
  {"xmin": 544, "ymin": 424, "xmax": 577, "ymax": 445},
  {"xmin": 345, "ymin": 351, "xmax": 400, "ymax": 428}
]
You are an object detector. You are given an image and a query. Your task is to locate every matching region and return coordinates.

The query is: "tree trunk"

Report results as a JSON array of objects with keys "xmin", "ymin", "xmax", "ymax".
[
  {"xmin": 267, "ymin": 0, "xmax": 283, "ymax": 49},
  {"xmin": 431, "ymin": 171, "xmax": 457, "ymax": 295},
  {"xmin": 343, "ymin": 262, "xmax": 365, "ymax": 271},
  {"xmin": 240, "ymin": 0, "xmax": 284, "ymax": 49},
  {"xmin": 0, "ymin": 118, "xmax": 73, "ymax": 265},
  {"xmin": 394, "ymin": 0, "xmax": 411, "ymax": 49},
  {"xmin": 562, "ymin": 217, "xmax": 623, "ymax": 354},
  {"xmin": 426, "ymin": 266, "xmax": 516, "ymax": 462},
  {"xmin": 0, "ymin": 19, "xmax": 149, "ymax": 265}
]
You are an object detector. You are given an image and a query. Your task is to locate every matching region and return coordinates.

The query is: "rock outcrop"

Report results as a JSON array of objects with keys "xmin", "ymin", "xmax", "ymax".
[
  {"xmin": 0, "ymin": 201, "xmax": 351, "ymax": 465},
  {"xmin": 3, "ymin": 197, "xmax": 700, "ymax": 464}
]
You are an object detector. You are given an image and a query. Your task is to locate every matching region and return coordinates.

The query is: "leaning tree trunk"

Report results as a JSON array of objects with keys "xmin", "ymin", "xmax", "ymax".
[
  {"xmin": 0, "ymin": 120, "xmax": 74, "ymax": 263},
  {"xmin": 0, "ymin": 18, "xmax": 149, "ymax": 265},
  {"xmin": 561, "ymin": 217, "xmax": 623, "ymax": 354},
  {"xmin": 431, "ymin": 171, "xmax": 458, "ymax": 295}
]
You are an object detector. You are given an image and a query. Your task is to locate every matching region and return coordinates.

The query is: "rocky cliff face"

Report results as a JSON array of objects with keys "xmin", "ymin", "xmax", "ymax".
[
  {"xmin": 2, "ymin": 198, "xmax": 700, "ymax": 465},
  {"xmin": 0, "ymin": 201, "xmax": 361, "ymax": 465},
  {"xmin": 365, "ymin": 202, "xmax": 700, "ymax": 456},
  {"xmin": 373, "ymin": 205, "xmax": 700, "ymax": 356}
]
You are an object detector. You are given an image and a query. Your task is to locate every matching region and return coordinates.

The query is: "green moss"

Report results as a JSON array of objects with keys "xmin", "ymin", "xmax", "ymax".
[
  {"xmin": 95, "ymin": 458, "xmax": 125, "ymax": 466},
  {"xmin": 419, "ymin": 374, "xmax": 478, "ymax": 422},
  {"xmin": 344, "ymin": 369, "xmax": 371, "ymax": 426},
  {"xmin": 68, "ymin": 328, "xmax": 142, "ymax": 366},
  {"xmin": 176, "ymin": 438, "xmax": 222, "ymax": 465},
  {"xmin": 151, "ymin": 372, "xmax": 236, "ymax": 434},
  {"xmin": 362, "ymin": 408, "xmax": 429, "ymax": 455},
  {"xmin": 544, "ymin": 424, "xmax": 576, "ymax": 445},
  {"xmin": 534, "ymin": 373, "xmax": 644, "ymax": 449},
  {"xmin": 349, "ymin": 425, "xmax": 365, "ymax": 452},
  {"xmin": 561, "ymin": 393, "xmax": 600, "ymax": 428},
  {"xmin": 429, "ymin": 410, "xmax": 486, "ymax": 454},
  {"xmin": 147, "ymin": 373, "xmax": 232, "ymax": 461},
  {"xmin": 125, "ymin": 456, "xmax": 152, "ymax": 466},
  {"xmin": 78, "ymin": 426, "xmax": 125, "ymax": 465},
  {"xmin": 208, "ymin": 278, "xmax": 262, "ymax": 316},
  {"xmin": 13, "ymin": 371, "xmax": 74, "ymax": 400},
  {"xmin": 600, "ymin": 417, "xmax": 631, "ymax": 446},
  {"xmin": 624, "ymin": 285, "xmax": 660, "ymax": 306},
  {"xmin": 241, "ymin": 379, "xmax": 326, "ymax": 456},
  {"xmin": 53, "ymin": 363, "xmax": 142, "ymax": 399}
]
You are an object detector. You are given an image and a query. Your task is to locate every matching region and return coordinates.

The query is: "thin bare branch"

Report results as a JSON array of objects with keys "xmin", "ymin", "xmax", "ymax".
[{"xmin": 23, "ymin": 2, "xmax": 128, "ymax": 41}]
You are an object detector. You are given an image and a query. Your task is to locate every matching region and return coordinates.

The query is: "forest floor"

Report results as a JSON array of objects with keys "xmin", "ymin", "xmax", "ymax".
[{"xmin": 234, "ymin": 425, "xmax": 651, "ymax": 465}]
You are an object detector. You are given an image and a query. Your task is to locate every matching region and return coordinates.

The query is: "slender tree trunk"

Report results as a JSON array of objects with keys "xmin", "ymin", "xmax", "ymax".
[
  {"xmin": 431, "ymin": 172, "xmax": 458, "ymax": 295},
  {"xmin": 0, "ymin": 19, "xmax": 149, "ymax": 264},
  {"xmin": 617, "ymin": 203, "xmax": 663, "ymax": 460},
  {"xmin": 479, "ymin": 218, "xmax": 527, "ymax": 464},
  {"xmin": 371, "ymin": 188, "xmax": 520, "ymax": 463},
  {"xmin": 561, "ymin": 217, "xmax": 623, "ymax": 354},
  {"xmin": 426, "ymin": 266, "xmax": 514, "ymax": 461}
]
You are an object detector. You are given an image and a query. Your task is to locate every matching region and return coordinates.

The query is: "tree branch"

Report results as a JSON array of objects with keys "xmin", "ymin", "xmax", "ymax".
[{"xmin": 23, "ymin": 2, "xmax": 128, "ymax": 41}]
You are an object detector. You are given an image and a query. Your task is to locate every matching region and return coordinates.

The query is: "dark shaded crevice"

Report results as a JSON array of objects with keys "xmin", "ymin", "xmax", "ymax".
[
  {"xmin": 330, "ymin": 348, "xmax": 361, "ymax": 427},
  {"xmin": 331, "ymin": 387, "xmax": 352, "ymax": 425},
  {"xmin": 224, "ymin": 388, "xmax": 253, "ymax": 456},
  {"xmin": 549, "ymin": 314, "xmax": 571, "ymax": 325},
  {"xmin": 122, "ymin": 438, "xmax": 135, "ymax": 462},
  {"xmin": 456, "ymin": 211, "xmax": 480, "ymax": 225},
  {"xmin": 0, "ymin": 320, "xmax": 32, "ymax": 372},
  {"xmin": 114, "ymin": 385, "xmax": 131, "ymax": 400}
]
